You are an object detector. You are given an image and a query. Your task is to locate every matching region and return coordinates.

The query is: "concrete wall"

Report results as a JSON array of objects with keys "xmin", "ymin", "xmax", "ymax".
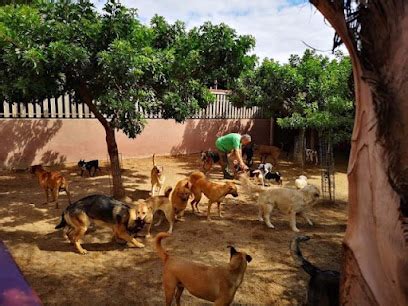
[{"xmin": 0, "ymin": 118, "xmax": 271, "ymax": 168}]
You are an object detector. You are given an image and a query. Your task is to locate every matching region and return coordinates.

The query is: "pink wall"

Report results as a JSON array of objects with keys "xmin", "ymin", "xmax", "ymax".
[{"xmin": 0, "ymin": 119, "xmax": 271, "ymax": 168}]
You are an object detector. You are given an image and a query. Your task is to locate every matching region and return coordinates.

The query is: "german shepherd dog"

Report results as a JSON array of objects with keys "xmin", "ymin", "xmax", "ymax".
[
  {"xmin": 55, "ymin": 195, "xmax": 147, "ymax": 254},
  {"xmin": 200, "ymin": 150, "xmax": 221, "ymax": 173},
  {"xmin": 291, "ymin": 236, "xmax": 340, "ymax": 306}
]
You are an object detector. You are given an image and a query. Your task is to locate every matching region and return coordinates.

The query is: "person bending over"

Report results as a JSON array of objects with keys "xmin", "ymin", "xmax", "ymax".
[{"xmin": 215, "ymin": 133, "xmax": 251, "ymax": 179}]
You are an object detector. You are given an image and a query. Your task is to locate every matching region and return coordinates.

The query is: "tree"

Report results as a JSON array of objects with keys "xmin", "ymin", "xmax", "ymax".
[
  {"xmin": 0, "ymin": 0, "xmax": 255, "ymax": 199},
  {"xmin": 308, "ymin": 1, "xmax": 408, "ymax": 305},
  {"xmin": 230, "ymin": 49, "xmax": 354, "ymax": 145}
]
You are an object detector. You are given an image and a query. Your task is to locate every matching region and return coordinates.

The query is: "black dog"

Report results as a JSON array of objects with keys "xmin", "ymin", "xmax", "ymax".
[
  {"xmin": 242, "ymin": 143, "xmax": 254, "ymax": 166},
  {"xmin": 290, "ymin": 236, "xmax": 340, "ymax": 306},
  {"xmin": 78, "ymin": 159, "xmax": 100, "ymax": 177},
  {"xmin": 264, "ymin": 171, "xmax": 282, "ymax": 185}
]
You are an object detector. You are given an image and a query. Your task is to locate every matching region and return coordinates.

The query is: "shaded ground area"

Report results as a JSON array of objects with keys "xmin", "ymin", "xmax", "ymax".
[{"xmin": 0, "ymin": 154, "xmax": 348, "ymax": 305}]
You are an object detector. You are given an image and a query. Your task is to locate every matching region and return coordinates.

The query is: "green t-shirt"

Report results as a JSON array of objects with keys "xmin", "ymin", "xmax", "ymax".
[{"xmin": 215, "ymin": 133, "xmax": 241, "ymax": 153}]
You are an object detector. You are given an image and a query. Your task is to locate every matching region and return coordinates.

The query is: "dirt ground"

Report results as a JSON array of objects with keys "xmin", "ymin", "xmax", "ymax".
[{"xmin": 0, "ymin": 154, "xmax": 348, "ymax": 305}]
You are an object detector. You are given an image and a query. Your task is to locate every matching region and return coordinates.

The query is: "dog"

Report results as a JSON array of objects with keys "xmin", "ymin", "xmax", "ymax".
[
  {"xmin": 29, "ymin": 164, "xmax": 71, "ymax": 208},
  {"xmin": 77, "ymin": 159, "xmax": 100, "ymax": 177},
  {"xmin": 264, "ymin": 171, "xmax": 283, "ymax": 185},
  {"xmin": 291, "ymin": 236, "xmax": 340, "ymax": 306},
  {"xmin": 305, "ymin": 149, "xmax": 319, "ymax": 165},
  {"xmin": 200, "ymin": 150, "xmax": 221, "ymax": 173},
  {"xmin": 55, "ymin": 194, "xmax": 147, "ymax": 254},
  {"xmin": 171, "ymin": 178, "xmax": 192, "ymax": 220},
  {"xmin": 151, "ymin": 154, "xmax": 166, "ymax": 196},
  {"xmin": 143, "ymin": 187, "xmax": 175, "ymax": 237},
  {"xmin": 242, "ymin": 143, "xmax": 254, "ymax": 166},
  {"xmin": 254, "ymin": 145, "xmax": 281, "ymax": 165},
  {"xmin": 295, "ymin": 175, "xmax": 308, "ymax": 189},
  {"xmin": 239, "ymin": 175, "xmax": 320, "ymax": 232},
  {"xmin": 258, "ymin": 163, "xmax": 273, "ymax": 173},
  {"xmin": 189, "ymin": 171, "xmax": 238, "ymax": 220},
  {"xmin": 155, "ymin": 232, "xmax": 252, "ymax": 306}
]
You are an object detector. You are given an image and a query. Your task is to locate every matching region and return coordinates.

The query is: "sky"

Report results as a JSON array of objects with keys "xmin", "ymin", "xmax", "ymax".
[{"xmin": 94, "ymin": 0, "xmax": 348, "ymax": 63}]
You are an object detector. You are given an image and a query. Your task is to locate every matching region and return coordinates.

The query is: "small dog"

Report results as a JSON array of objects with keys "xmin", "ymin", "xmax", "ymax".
[
  {"xmin": 295, "ymin": 175, "xmax": 308, "ymax": 189},
  {"xmin": 151, "ymin": 154, "xmax": 165, "ymax": 196},
  {"xmin": 29, "ymin": 164, "xmax": 71, "ymax": 208},
  {"xmin": 171, "ymin": 178, "xmax": 192, "ymax": 219},
  {"xmin": 240, "ymin": 175, "xmax": 320, "ymax": 232},
  {"xmin": 264, "ymin": 171, "xmax": 283, "ymax": 185},
  {"xmin": 200, "ymin": 150, "xmax": 221, "ymax": 173},
  {"xmin": 189, "ymin": 171, "xmax": 238, "ymax": 220},
  {"xmin": 254, "ymin": 145, "xmax": 281, "ymax": 165},
  {"xmin": 144, "ymin": 186, "xmax": 175, "ymax": 237},
  {"xmin": 55, "ymin": 194, "xmax": 147, "ymax": 254},
  {"xmin": 77, "ymin": 159, "xmax": 100, "ymax": 177},
  {"xmin": 305, "ymin": 149, "xmax": 319, "ymax": 165},
  {"xmin": 291, "ymin": 236, "xmax": 340, "ymax": 306},
  {"xmin": 155, "ymin": 232, "xmax": 252, "ymax": 306}
]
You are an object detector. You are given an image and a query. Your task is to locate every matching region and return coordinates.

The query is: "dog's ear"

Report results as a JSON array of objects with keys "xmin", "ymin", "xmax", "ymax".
[
  {"xmin": 185, "ymin": 181, "xmax": 192, "ymax": 189},
  {"xmin": 246, "ymin": 254, "xmax": 252, "ymax": 263},
  {"xmin": 227, "ymin": 245, "xmax": 238, "ymax": 257}
]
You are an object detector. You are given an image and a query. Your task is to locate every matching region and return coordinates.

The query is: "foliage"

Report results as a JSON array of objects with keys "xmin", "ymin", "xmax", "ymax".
[
  {"xmin": 230, "ymin": 49, "xmax": 354, "ymax": 144},
  {"xmin": 0, "ymin": 0, "xmax": 256, "ymax": 137}
]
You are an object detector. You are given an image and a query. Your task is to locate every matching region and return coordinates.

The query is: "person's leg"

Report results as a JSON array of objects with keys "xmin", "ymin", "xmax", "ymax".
[{"xmin": 217, "ymin": 149, "xmax": 233, "ymax": 179}]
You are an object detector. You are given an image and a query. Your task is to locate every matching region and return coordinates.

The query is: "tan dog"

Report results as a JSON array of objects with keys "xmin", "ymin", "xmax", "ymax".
[
  {"xmin": 189, "ymin": 171, "xmax": 239, "ymax": 220},
  {"xmin": 240, "ymin": 175, "xmax": 320, "ymax": 232},
  {"xmin": 171, "ymin": 178, "xmax": 192, "ymax": 220},
  {"xmin": 151, "ymin": 154, "xmax": 165, "ymax": 196},
  {"xmin": 144, "ymin": 187, "xmax": 175, "ymax": 237},
  {"xmin": 155, "ymin": 232, "xmax": 252, "ymax": 306},
  {"xmin": 255, "ymin": 145, "xmax": 281, "ymax": 165},
  {"xmin": 29, "ymin": 164, "xmax": 71, "ymax": 208}
]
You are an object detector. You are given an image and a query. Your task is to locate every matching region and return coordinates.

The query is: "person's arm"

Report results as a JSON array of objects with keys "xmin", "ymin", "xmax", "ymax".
[{"xmin": 232, "ymin": 148, "xmax": 245, "ymax": 165}]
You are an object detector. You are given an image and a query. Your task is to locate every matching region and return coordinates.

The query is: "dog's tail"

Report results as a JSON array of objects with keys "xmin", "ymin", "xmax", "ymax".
[
  {"xmin": 239, "ymin": 174, "xmax": 265, "ymax": 195},
  {"xmin": 152, "ymin": 154, "xmax": 156, "ymax": 166},
  {"xmin": 189, "ymin": 171, "xmax": 206, "ymax": 185},
  {"xmin": 155, "ymin": 232, "xmax": 171, "ymax": 262},
  {"xmin": 290, "ymin": 236, "xmax": 319, "ymax": 277},
  {"xmin": 164, "ymin": 186, "xmax": 173, "ymax": 198},
  {"xmin": 55, "ymin": 212, "xmax": 67, "ymax": 229}
]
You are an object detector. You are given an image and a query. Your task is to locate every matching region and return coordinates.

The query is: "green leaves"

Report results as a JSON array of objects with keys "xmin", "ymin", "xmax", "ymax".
[{"xmin": 231, "ymin": 49, "xmax": 354, "ymax": 144}]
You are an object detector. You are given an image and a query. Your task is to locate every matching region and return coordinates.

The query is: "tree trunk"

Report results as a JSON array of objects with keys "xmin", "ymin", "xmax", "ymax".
[
  {"xmin": 79, "ymin": 84, "xmax": 126, "ymax": 200},
  {"xmin": 310, "ymin": 1, "xmax": 408, "ymax": 305}
]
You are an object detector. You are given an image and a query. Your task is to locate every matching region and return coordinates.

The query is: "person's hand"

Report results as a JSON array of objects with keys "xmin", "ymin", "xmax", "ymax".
[{"xmin": 240, "ymin": 162, "xmax": 249, "ymax": 171}]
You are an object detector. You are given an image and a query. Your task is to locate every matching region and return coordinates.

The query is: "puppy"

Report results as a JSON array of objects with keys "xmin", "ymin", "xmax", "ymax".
[
  {"xmin": 291, "ymin": 236, "xmax": 340, "ymax": 306},
  {"xmin": 254, "ymin": 145, "xmax": 281, "ymax": 165},
  {"xmin": 258, "ymin": 163, "xmax": 273, "ymax": 173},
  {"xmin": 151, "ymin": 154, "xmax": 165, "ymax": 196},
  {"xmin": 55, "ymin": 194, "xmax": 147, "ymax": 254},
  {"xmin": 155, "ymin": 232, "xmax": 252, "ymax": 306},
  {"xmin": 240, "ymin": 175, "xmax": 320, "ymax": 232},
  {"xmin": 295, "ymin": 175, "xmax": 308, "ymax": 189},
  {"xmin": 144, "ymin": 187, "xmax": 175, "ymax": 237},
  {"xmin": 264, "ymin": 171, "xmax": 283, "ymax": 185},
  {"xmin": 171, "ymin": 178, "xmax": 192, "ymax": 220},
  {"xmin": 189, "ymin": 171, "xmax": 239, "ymax": 220},
  {"xmin": 78, "ymin": 159, "xmax": 100, "ymax": 177},
  {"xmin": 29, "ymin": 164, "xmax": 71, "ymax": 208},
  {"xmin": 200, "ymin": 150, "xmax": 221, "ymax": 173}
]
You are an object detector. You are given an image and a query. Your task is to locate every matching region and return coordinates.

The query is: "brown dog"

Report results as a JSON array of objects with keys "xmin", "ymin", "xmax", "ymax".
[
  {"xmin": 29, "ymin": 164, "xmax": 71, "ymax": 208},
  {"xmin": 151, "ymin": 154, "xmax": 165, "ymax": 196},
  {"xmin": 144, "ymin": 187, "xmax": 175, "ymax": 237},
  {"xmin": 156, "ymin": 232, "xmax": 252, "ymax": 306},
  {"xmin": 189, "ymin": 171, "xmax": 238, "ymax": 220},
  {"xmin": 171, "ymin": 178, "xmax": 192, "ymax": 220},
  {"xmin": 255, "ymin": 145, "xmax": 281, "ymax": 165}
]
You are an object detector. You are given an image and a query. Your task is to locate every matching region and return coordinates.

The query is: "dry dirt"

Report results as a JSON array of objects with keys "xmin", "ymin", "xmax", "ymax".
[{"xmin": 0, "ymin": 154, "xmax": 348, "ymax": 305}]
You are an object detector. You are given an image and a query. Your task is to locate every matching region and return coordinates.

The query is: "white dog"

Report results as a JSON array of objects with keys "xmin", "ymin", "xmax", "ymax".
[
  {"xmin": 239, "ymin": 175, "xmax": 320, "ymax": 232},
  {"xmin": 305, "ymin": 149, "xmax": 318, "ymax": 165},
  {"xmin": 295, "ymin": 175, "xmax": 308, "ymax": 189}
]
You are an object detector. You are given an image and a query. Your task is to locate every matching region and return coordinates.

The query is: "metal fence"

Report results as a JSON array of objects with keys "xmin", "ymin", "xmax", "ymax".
[{"xmin": 0, "ymin": 91, "xmax": 266, "ymax": 120}]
